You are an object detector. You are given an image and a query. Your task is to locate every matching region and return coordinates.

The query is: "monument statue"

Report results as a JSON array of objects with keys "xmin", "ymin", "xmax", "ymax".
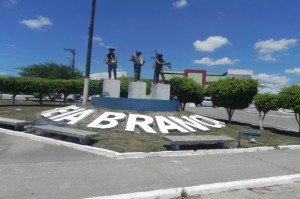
[
  {"xmin": 130, "ymin": 50, "xmax": 145, "ymax": 81},
  {"xmin": 104, "ymin": 48, "xmax": 117, "ymax": 79}
]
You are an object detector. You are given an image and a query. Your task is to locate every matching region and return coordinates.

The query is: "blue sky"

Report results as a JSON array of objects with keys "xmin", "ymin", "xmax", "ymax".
[{"xmin": 1, "ymin": 0, "xmax": 300, "ymax": 93}]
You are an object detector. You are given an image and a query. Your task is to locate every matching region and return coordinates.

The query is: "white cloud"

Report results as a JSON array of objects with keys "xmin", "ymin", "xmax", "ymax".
[
  {"xmin": 253, "ymin": 73, "xmax": 290, "ymax": 93},
  {"xmin": 255, "ymin": 38, "xmax": 297, "ymax": 61},
  {"xmin": 258, "ymin": 53, "xmax": 276, "ymax": 61},
  {"xmin": 285, "ymin": 67, "xmax": 300, "ymax": 75},
  {"xmin": 193, "ymin": 36, "xmax": 231, "ymax": 52},
  {"xmin": 19, "ymin": 16, "xmax": 53, "ymax": 29},
  {"xmin": 98, "ymin": 42, "xmax": 114, "ymax": 49},
  {"xmin": 5, "ymin": 44, "xmax": 16, "ymax": 48},
  {"xmin": 3, "ymin": 0, "xmax": 17, "ymax": 7},
  {"xmin": 9, "ymin": 0, "xmax": 17, "ymax": 4},
  {"xmin": 93, "ymin": 36, "xmax": 102, "ymax": 42},
  {"xmin": 193, "ymin": 57, "xmax": 239, "ymax": 66},
  {"xmin": 96, "ymin": 41, "xmax": 115, "ymax": 49},
  {"xmin": 173, "ymin": 0, "xmax": 187, "ymax": 8},
  {"xmin": 93, "ymin": 36, "xmax": 115, "ymax": 49}
]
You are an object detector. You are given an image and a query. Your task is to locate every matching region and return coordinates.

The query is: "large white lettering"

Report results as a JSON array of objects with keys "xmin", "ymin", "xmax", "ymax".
[
  {"xmin": 155, "ymin": 116, "xmax": 189, "ymax": 134},
  {"xmin": 168, "ymin": 116, "xmax": 209, "ymax": 132},
  {"xmin": 125, "ymin": 114, "xmax": 157, "ymax": 134},
  {"xmin": 189, "ymin": 115, "xmax": 225, "ymax": 128},
  {"xmin": 87, "ymin": 112, "xmax": 126, "ymax": 129},
  {"xmin": 41, "ymin": 106, "xmax": 226, "ymax": 134},
  {"xmin": 41, "ymin": 105, "xmax": 81, "ymax": 118},
  {"xmin": 52, "ymin": 109, "xmax": 95, "ymax": 125}
]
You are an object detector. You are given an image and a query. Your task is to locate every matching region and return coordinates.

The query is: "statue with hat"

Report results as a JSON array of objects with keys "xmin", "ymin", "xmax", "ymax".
[
  {"xmin": 153, "ymin": 51, "xmax": 171, "ymax": 83},
  {"xmin": 104, "ymin": 48, "xmax": 117, "ymax": 79},
  {"xmin": 130, "ymin": 50, "xmax": 145, "ymax": 81}
]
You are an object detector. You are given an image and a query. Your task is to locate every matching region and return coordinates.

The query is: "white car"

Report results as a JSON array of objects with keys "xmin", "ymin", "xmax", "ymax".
[
  {"xmin": 66, "ymin": 94, "xmax": 82, "ymax": 102},
  {"xmin": 201, "ymin": 99, "xmax": 213, "ymax": 107}
]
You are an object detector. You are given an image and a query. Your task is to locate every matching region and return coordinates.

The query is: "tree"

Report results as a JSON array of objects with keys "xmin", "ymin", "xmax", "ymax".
[
  {"xmin": 278, "ymin": 85, "xmax": 300, "ymax": 133},
  {"xmin": 206, "ymin": 78, "xmax": 258, "ymax": 123},
  {"xmin": 30, "ymin": 78, "xmax": 53, "ymax": 105},
  {"xmin": 0, "ymin": 77, "xmax": 34, "ymax": 105},
  {"xmin": 253, "ymin": 93, "xmax": 279, "ymax": 129},
  {"xmin": 18, "ymin": 62, "xmax": 83, "ymax": 79},
  {"xmin": 169, "ymin": 76, "xmax": 204, "ymax": 110},
  {"xmin": 52, "ymin": 79, "xmax": 84, "ymax": 104}
]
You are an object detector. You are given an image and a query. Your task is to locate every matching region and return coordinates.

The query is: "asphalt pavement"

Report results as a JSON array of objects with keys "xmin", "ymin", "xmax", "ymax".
[
  {"xmin": 0, "ymin": 106, "xmax": 300, "ymax": 199},
  {"xmin": 186, "ymin": 106, "xmax": 299, "ymax": 132}
]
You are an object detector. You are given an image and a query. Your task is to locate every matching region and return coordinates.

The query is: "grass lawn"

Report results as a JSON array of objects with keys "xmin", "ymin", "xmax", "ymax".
[{"xmin": 1, "ymin": 99, "xmax": 300, "ymax": 153}]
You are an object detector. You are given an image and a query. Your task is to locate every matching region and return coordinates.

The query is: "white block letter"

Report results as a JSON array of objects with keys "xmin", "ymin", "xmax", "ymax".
[
  {"xmin": 125, "ymin": 114, "xmax": 157, "ymax": 134},
  {"xmin": 87, "ymin": 112, "xmax": 126, "ymax": 129},
  {"xmin": 41, "ymin": 105, "xmax": 81, "ymax": 118},
  {"xmin": 169, "ymin": 116, "xmax": 209, "ymax": 132},
  {"xmin": 155, "ymin": 116, "xmax": 189, "ymax": 134},
  {"xmin": 52, "ymin": 109, "xmax": 95, "ymax": 125},
  {"xmin": 189, "ymin": 115, "xmax": 225, "ymax": 128}
]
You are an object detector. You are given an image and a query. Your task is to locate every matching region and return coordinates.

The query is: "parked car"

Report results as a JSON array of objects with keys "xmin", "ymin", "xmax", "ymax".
[
  {"xmin": 196, "ymin": 97, "xmax": 215, "ymax": 107},
  {"xmin": 201, "ymin": 99, "xmax": 214, "ymax": 107},
  {"xmin": 66, "ymin": 94, "xmax": 82, "ymax": 102}
]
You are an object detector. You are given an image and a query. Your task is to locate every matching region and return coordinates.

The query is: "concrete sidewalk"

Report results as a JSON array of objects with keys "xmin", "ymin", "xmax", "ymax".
[{"xmin": 1, "ymin": 128, "xmax": 300, "ymax": 199}]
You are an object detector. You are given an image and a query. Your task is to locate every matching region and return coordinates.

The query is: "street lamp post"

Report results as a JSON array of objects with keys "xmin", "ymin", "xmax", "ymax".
[
  {"xmin": 82, "ymin": 0, "xmax": 96, "ymax": 105},
  {"xmin": 64, "ymin": 48, "xmax": 76, "ymax": 75}
]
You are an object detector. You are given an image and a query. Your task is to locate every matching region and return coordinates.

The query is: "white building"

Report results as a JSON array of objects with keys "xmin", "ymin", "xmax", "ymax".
[
  {"xmin": 227, "ymin": 69, "xmax": 253, "ymax": 79},
  {"xmin": 90, "ymin": 71, "xmax": 128, "ymax": 80}
]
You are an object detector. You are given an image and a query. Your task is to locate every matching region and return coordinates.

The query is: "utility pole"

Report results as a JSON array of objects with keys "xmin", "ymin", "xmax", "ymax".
[
  {"xmin": 64, "ymin": 48, "xmax": 76, "ymax": 75},
  {"xmin": 82, "ymin": 0, "xmax": 96, "ymax": 105}
]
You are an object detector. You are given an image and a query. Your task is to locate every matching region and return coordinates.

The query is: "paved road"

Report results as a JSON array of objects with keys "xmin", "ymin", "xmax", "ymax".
[
  {"xmin": 186, "ymin": 106, "xmax": 299, "ymax": 132},
  {"xmin": 1, "ymin": 129, "xmax": 300, "ymax": 199}
]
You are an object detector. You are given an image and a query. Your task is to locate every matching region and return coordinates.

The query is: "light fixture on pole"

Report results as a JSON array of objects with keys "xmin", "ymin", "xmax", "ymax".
[{"xmin": 64, "ymin": 48, "xmax": 76, "ymax": 75}]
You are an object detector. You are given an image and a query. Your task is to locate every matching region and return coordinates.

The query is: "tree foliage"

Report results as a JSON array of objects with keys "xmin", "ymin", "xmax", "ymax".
[
  {"xmin": 18, "ymin": 62, "xmax": 83, "ymax": 79},
  {"xmin": 206, "ymin": 78, "xmax": 258, "ymax": 123},
  {"xmin": 0, "ymin": 76, "xmax": 101, "ymax": 106},
  {"xmin": 253, "ymin": 93, "xmax": 279, "ymax": 129},
  {"xmin": 279, "ymin": 85, "xmax": 300, "ymax": 132},
  {"xmin": 0, "ymin": 77, "xmax": 34, "ymax": 105},
  {"xmin": 169, "ymin": 76, "xmax": 204, "ymax": 110},
  {"xmin": 51, "ymin": 79, "xmax": 84, "ymax": 104}
]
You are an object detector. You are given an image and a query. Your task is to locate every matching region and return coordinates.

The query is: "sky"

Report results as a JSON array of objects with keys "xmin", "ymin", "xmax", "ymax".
[{"xmin": 1, "ymin": 0, "xmax": 300, "ymax": 93}]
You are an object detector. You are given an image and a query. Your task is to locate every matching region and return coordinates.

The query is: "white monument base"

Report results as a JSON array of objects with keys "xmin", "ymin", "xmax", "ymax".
[
  {"xmin": 128, "ymin": 82, "xmax": 147, "ymax": 99},
  {"xmin": 151, "ymin": 83, "xmax": 170, "ymax": 100},
  {"xmin": 103, "ymin": 79, "xmax": 120, "ymax": 98}
]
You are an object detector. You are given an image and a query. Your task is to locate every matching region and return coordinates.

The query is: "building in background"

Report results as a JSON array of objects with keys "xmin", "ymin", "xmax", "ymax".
[
  {"xmin": 164, "ymin": 69, "xmax": 253, "ymax": 87},
  {"xmin": 226, "ymin": 69, "xmax": 253, "ymax": 79},
  {"xmin": 90, "ymin": 71, "xmax": 128, "ymax": 80},
  {"xmin": 90, "ymin": 69, "xmax": 253, "ymax": 87}
]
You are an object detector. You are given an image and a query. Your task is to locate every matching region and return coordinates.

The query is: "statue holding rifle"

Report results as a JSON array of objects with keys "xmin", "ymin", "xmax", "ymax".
[{"xmin": 153, "ymin": 51, "xmax": 171, "ymax": 84}]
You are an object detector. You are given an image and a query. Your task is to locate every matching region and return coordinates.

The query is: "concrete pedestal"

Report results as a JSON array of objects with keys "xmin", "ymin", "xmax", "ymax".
[
  {"xmin": 128, "ymin": 82, "xmax": 146, "ymax": 99},
  {"xmin": 103, "ymin": 79, "xmax": 120, "ymax": 98},
  {"xmin": 151, "ymin": 83, "xmax": 170, "ymax": 100}
]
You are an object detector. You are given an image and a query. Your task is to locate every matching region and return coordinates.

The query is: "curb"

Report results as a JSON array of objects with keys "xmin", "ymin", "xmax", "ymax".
[
  {"xmin": 84, "ymin": 174, "xmax": 300, "ymax": 199},
  {"xmin": 0, "ymin": 128, "xmax": 299, "ymax": 160}
]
